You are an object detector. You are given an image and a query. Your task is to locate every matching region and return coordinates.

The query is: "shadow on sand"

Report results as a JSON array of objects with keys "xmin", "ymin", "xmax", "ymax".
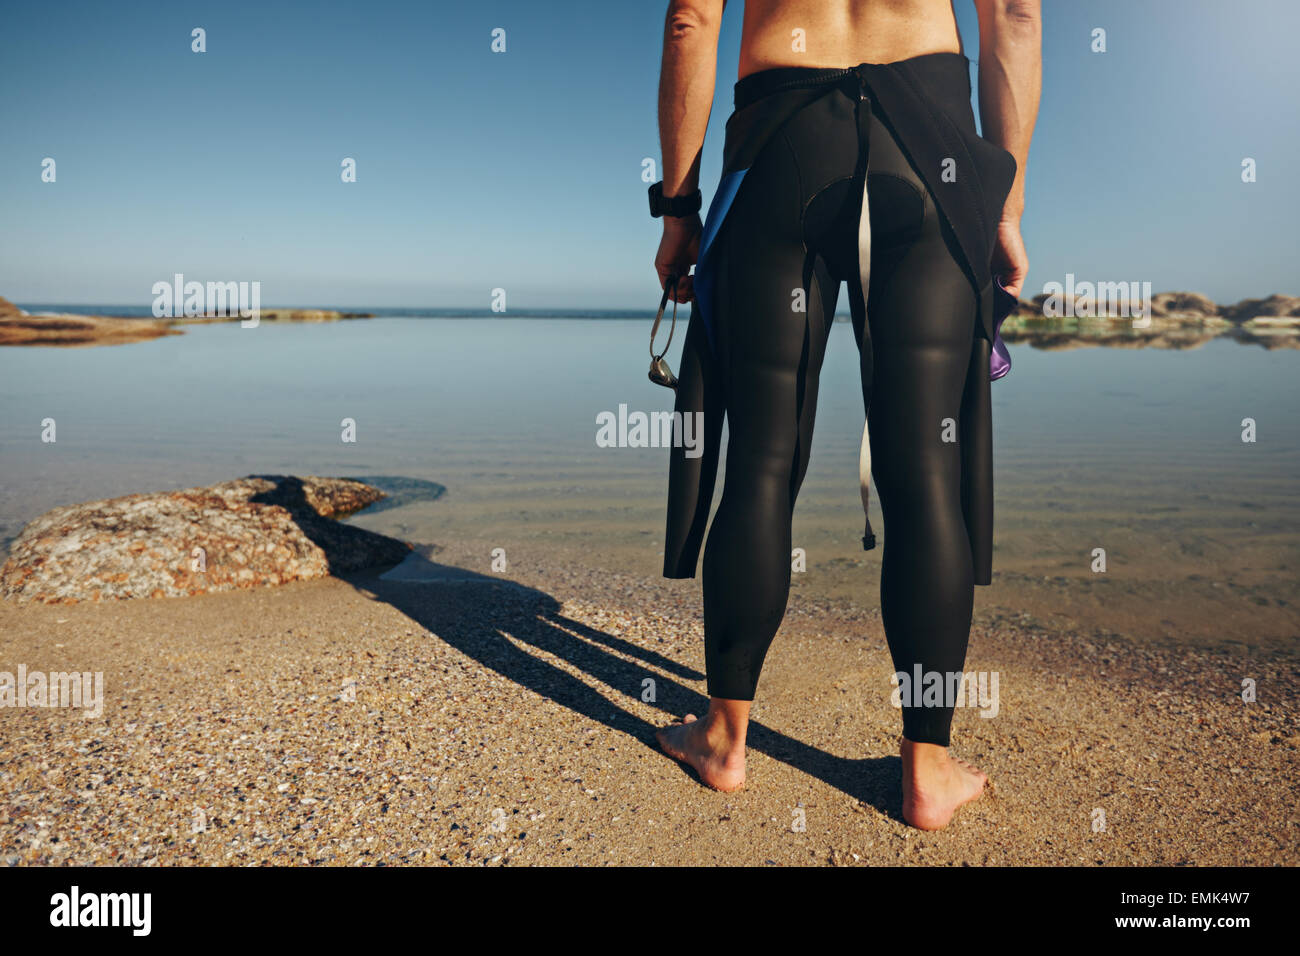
[
  {"xmin": 247, "ymin": 475, "xmax": 411, "ymax": 571},
  {"xmin": 346, "ymin": 550, "xmax": 904, "ymax": 821}
]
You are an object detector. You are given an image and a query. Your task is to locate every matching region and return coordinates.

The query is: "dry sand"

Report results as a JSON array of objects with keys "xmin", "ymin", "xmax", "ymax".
[{"xmin": 0, "ymin": 544, "xmax": 1296, "ymax": 866}]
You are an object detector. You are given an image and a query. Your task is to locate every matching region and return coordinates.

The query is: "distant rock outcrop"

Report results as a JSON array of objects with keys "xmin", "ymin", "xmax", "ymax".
[
  {"xmin": 0, "ymin": 312, "xmax": 180, "ymax": 347},
  {"xmin": 174, "ymin": 309, "xmax": 376, "ymax": 324},
  {"xmin": 1149, "ymin": 292, "xmax": 1219, "ymax": 318},
  {"xmin": 1004, "ymin": 290, "xmax": 1300, "ymax": 328},
  {"xmin": 0, "ymin": 295, "xmax": 377, "ymax": 347},
  {"xmin": 0, "ymin": 476, "xmax": 410, "ymax": 604},
  {"xmin": 1218, "ymin": 294, "xmax": 1300, "ymax": 322}
]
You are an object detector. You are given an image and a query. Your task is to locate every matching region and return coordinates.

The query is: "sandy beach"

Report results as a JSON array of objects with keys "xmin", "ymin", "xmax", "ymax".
[
  {"xmin": 2, "ymin": 313, "xmax": 1297, "ymax": 867},
  {"xmin": 2, "ymin": 536, "xmax": 1295, "ymax": 867}
]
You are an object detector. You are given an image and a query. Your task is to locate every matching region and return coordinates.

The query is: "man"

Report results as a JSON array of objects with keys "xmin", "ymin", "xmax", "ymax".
[{"xmin": 650, "ymin": 0, "xmax": 1039, "ymax": 830}]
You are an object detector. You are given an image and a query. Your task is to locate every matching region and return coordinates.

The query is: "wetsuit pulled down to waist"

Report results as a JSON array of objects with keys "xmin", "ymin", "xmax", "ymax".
[{"xmin": 662, "ymin": 52, "xmax": 1020, "ymax": 745}]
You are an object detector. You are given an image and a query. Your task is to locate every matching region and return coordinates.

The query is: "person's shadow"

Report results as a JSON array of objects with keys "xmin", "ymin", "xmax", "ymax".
[{"xmin": 345, "ymin": 550, "xmax": 904, "ymax": 820}]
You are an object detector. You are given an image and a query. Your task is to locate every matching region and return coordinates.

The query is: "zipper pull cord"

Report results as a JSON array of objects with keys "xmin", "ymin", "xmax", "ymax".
[{"xmin": 854, "ymin": 66, "xmax": 877, "ymax": 550}]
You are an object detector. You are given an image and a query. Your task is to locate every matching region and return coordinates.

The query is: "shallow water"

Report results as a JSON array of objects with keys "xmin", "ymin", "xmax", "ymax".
[{"xmin": 1, "ymin": 317, "xmax": 1296, "ymax": 655}]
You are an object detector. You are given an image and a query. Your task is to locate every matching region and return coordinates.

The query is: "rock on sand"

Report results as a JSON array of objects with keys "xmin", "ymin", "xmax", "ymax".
[{"xmin": 0, "ymin": 475, "xmax": 410, "ymax": 604}]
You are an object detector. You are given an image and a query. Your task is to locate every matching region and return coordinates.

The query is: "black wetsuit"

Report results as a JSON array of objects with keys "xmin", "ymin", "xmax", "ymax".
[{"xmin": 662, "ymin": 53, "xmax": 1019, "ymax": 747}]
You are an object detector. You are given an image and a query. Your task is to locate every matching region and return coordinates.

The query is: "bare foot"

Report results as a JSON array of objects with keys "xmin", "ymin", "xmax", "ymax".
[
  {"xmin": 900, "ymin": 738, "xmax": 987, "ymax": 830},
  {"xmin": 656, "ymin": 706, "xmax": 748, "ymax": 792}
]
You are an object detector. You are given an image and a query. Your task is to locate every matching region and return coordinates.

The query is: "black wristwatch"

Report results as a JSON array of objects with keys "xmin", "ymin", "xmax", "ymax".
[{"xmin": 648, "ymin": 181, "xmax": 702, "ymax": 218}]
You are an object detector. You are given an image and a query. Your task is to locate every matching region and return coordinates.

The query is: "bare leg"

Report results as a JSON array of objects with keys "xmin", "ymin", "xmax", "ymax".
[
  {"xmin": 655, "ymin": 698, "xmax": 749, "ymax": 792},
  {"xmin": 865, "ymin": 134, "xmax": 987, "ymax": 832},
  {"xmin": 900, "ymin": 738, "xmax": 987, "ymax": 830}
]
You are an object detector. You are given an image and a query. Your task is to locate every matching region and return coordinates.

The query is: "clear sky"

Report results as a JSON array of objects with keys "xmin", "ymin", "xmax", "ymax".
[{"xmin": 1, "ymin": 0, "xmax": 1296, "ymax": 309}]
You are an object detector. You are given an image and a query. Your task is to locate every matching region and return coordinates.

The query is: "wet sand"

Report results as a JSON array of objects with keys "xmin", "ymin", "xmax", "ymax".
[{"xmin": 1, "ymin": 539, "xmax": 1295, "ymax": 866}]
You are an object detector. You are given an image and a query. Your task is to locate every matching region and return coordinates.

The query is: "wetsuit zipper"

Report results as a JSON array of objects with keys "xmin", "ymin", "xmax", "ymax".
[
  {"xmin": 745, "ymin": 66, "xmax": 873, "ymax": 99},
  {"xmin": 755, "ymin": 66, "xmax": 857, "ymax": 95}
]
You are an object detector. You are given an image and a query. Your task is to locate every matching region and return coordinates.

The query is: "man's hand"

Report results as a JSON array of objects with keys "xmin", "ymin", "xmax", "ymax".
[
  {"xmin": 655, "ymin": 214, "xmax": 702, "ymax": 303},
  {"xmin": 991, "ymin": 216, "xmax": 1029, "ymax": 298}
]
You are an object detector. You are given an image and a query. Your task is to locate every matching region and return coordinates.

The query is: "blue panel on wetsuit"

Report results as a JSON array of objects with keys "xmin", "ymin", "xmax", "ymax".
[{"xmin": 693, "ymin": 168, "xmax": 747, "ymax": 356}]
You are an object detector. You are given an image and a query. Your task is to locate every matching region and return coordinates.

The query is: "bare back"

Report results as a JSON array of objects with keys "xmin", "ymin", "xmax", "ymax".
[{"xmin": 739, "ymin": 0, "xmax": 963, "ymax": 79}]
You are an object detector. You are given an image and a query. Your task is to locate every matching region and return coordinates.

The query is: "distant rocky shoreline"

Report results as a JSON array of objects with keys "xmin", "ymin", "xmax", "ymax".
[
  {"xmin": 0, "ymin": 296, "xmax": 376, "ymax": 347},
  {"xmin": 998, "ymin": 291, "xmax": 1300, "ymax": 350},
  {"xmin": 1006, "ymin": 290, "xmax": 1300, "ymax": 323},
  {"xmin": 2, "ymin": 292, "xmax": 1298, "ymax": 348}
]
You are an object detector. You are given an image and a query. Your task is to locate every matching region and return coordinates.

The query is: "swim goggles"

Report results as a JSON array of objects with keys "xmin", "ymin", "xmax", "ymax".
[{"xmin": 648, "ymin": 273, "xmax": 680, "ymax": 389}]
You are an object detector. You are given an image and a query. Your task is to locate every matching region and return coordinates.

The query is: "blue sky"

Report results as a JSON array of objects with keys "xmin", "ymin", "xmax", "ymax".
[{"xmin": 1, "ymin": 0, "xmax": 1296, "ymax": 309}]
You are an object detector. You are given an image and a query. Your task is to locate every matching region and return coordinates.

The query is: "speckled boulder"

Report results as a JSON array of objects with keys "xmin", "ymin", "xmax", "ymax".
[{"xmin": 0, "ymin": 475, "xmax": 410, "ymax": 604}]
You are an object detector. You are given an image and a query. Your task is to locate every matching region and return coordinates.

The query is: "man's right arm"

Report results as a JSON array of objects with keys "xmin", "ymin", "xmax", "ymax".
[
  {"xmin": 655, "ymin": 0, "xmax": 726, "ymax": 298},
  {"xmin": 973, "ymin": 0, "xmax": 1041, "ymax": 223},
  {"xmin": 658, "ymin": 0, "xmax": 726, "ymax": 202}
]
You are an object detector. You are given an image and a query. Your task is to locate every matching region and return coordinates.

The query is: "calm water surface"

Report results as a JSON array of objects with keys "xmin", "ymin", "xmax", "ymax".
[{"xmin": 2, "ymin": 317, "xmax": 1296, "ymax": 654}]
